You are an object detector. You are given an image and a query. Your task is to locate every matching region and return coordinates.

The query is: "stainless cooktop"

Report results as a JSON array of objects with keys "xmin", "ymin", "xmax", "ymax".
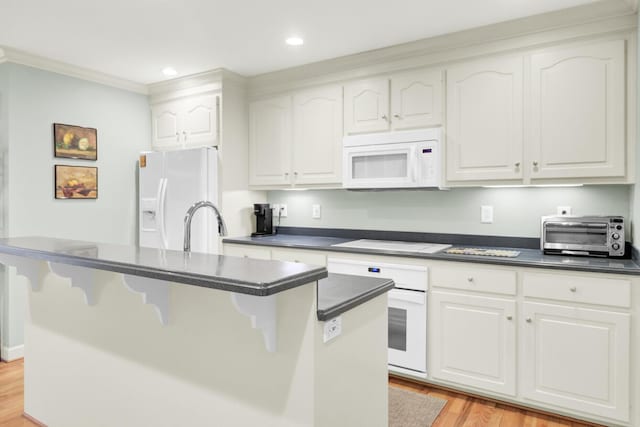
[{"xmin": 331, "ymin": 239, "xmax": 451, "ymax": 254}]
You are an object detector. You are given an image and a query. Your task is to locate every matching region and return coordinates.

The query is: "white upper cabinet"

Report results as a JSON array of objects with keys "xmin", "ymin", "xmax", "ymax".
[
  {"xmin": 391, "ymin": 69, "xmax": 443, "ymax": 130},
  {"xmin": 182, "ymin": 93, "xmax": 219, "ymax": 147},
  {"xmin": 343, "ymin": 77, "xmax": 390, "ymax": 134},
  {"xmin": 528, "ymin": 40, "xmax": 626, "ymax": 180},
  {"xmin": 292, "ymin": 85, "xmax": 343, "ymax": 185},
  {"xmin": 344, "ymin": 70, "xmax": 443, "ymax": 135},
  {"xmin": 249, "ymin": 96, "xmax": 292, "ymax": 186},
  {"xmin": 151, "ymin": 93, "xmax": 219, "ymax": 150},
  {"xmin": 446, "ymin": 55, "xmax": 524, "ymax": 182}
]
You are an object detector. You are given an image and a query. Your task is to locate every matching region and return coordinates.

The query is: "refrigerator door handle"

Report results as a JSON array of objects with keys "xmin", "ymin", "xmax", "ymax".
[{"xmin": 157, "ymin": 178, "xmax": 169, "ymax": 250}]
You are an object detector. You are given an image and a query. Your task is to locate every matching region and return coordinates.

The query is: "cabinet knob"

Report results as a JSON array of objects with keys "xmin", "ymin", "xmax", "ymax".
[
  {"xmin": 515, "ymin": 162, "xmax": 520, "ymax": 168},
  {"xmin": 175, "ymin": 132, "xmax": 180, "ymax": 141},
  {"xmin": 284, "ymin": 172, "xmax": 289, "ymax": 178},
  {"xmin": 526, "ymin": 317, "xmax": 532, "ymax": 323},
  {"xmin": 532, "ymin": 161, "xmax": 539, "ymax": 167},
  {"xmin": 569, "ymin": 286, "xmax": 577, "ymax": 292},
  {"xmin": 183, "ymin": 130, "xmax": 187, "ymax": 140},
  {"xmin": 467, "ymin": 277, "xmax": 474, "ymax": 283},
  {"xmin": 294, "ymin": 171, "xmax": 298, "ymax": 176},
  {"xmin": 381, "ymin": 115, "xmax": 388, "ymax": 121},
  {"xmin": 506, "ymin": 315, "xmax": 513, "ymax": 320},
  {"xmin": 393, "ymin": 114, "xmax": 401, "ymax": 119}
]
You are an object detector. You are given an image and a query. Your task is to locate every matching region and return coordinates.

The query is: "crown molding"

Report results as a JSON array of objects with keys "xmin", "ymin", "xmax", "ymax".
[
  {"xmin": 0, "ymin": 46, "xmax": 148, "ymax": 94},
  {"xmin": 248, "ymin": 0, "xmax": 638, "ymax": 98},
  {"xmin": 147, "ymin": 68, "xmax": 247, "ymax": 103}
]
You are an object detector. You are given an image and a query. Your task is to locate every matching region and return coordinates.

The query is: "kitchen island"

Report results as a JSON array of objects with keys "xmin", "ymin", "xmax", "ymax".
[{"xmin": 0, "ymin": 237, "xmax": 393, "ymax": 427}]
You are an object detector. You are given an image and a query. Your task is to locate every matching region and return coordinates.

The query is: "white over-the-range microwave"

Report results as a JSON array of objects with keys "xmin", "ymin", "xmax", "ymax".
[{"xmin": 342, "ymin": 128, "xmax": 443, "ymax": 189}]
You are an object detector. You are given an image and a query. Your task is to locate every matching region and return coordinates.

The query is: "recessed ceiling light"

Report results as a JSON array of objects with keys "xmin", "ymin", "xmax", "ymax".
[
  {"xmin": 285, "ymin": 36, "xmax": 304, "ymax": 46},
  {"xmin": 162, "ymin": 67, "xmax": 177, "ymax": 77}
]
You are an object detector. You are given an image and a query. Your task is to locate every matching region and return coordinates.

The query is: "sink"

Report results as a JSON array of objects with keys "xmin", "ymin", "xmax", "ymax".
[{"xmin": 331, "ymin": 239, "xmax": 451, "ymax": 254}]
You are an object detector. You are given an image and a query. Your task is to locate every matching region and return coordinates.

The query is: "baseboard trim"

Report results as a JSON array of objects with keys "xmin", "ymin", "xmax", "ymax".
[
  {"xmin": 23, "ymin": 412, "xmax": 47, "ymax": 427},
  {"xmin": 1, "ymin": 344, "xmax": 24, "ymax": 361}
]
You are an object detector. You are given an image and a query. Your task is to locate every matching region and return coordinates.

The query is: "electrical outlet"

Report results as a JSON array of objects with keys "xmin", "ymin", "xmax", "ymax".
[
  {"xmin": 312, "ymin": 204, "xmax": 321, "ymax": 219},
  {"xmin": 557, "ymin": 206, "xmax": 572, "ymax": 216},
  {"xmin": 323, "ymin": 316, "xmax": 342, "ymax": 343},
  {"xmin": 481, "ymin": 205, "xmax": 493, "ymax": 224},
  {"xmin": 279, "ymin": 204, "xmax": 288, "ymax": 217},
  {"xmin": 271, "ymin": 204, "xmax": 280, "ymax": 215}
]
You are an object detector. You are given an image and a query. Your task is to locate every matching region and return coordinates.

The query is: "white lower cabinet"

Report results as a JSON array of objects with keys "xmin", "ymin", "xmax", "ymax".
[
  {"xmin": 521, "ymin": 301, "xmax": 630, "ymax": 422},
  {"xmin": 430, "ymin": 291, "xmax": 516, "ymax": 396}
]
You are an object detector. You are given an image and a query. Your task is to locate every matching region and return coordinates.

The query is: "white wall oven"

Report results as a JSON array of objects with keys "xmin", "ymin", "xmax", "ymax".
[{"xmin": 327, "ymin": 258, "xmax": 428, "ymax": 377}]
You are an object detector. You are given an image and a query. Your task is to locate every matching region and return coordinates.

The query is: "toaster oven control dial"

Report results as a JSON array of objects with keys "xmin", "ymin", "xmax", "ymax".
[
  {"xmin": 612, "ymin": 243, "xmax": 621, "ymax": 251},
  {"xmin": 616, "ymin": 225, "xmax": 623, "ymax": 230},
  {"xmin": 612, "ymin": 233, "xmax": 620, "ymax": 240}
]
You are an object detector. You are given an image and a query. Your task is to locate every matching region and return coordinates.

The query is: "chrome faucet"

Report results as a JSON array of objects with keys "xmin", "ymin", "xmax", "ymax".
[{"xmin": 183, "ymin": 200, "xmax": 228, "ymax": 252}]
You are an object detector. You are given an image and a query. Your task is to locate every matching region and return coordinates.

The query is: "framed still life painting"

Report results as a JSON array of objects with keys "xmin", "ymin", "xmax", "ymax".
[
  {"xmin": 53, "ymin": 123, "xmax": 97, "ymax": 161},
  {"xmin": 55, "ymin": 165, "xmax": 98, "ymax": 199}
]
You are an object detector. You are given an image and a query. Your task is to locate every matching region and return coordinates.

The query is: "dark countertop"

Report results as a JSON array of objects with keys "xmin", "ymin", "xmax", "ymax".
[
  {"xmin": 317, "ymin": 273, "xmax": 395, "ymax": 321},
  {"xmin": 223, "ymin": 233, "xmax": 640, "ymax": 276},
  {"xmin": 0, "ymin": 237, "xmax": 327, "ymax": 296}
]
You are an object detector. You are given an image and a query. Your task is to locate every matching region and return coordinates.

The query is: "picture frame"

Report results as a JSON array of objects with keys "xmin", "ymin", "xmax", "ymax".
[
  {"xmin": 54, "ymin": 165, "xmax": 98, "ymax": 199},
  {"xmin": 53, "ymin": 123, "xmax": 98, "ymax": 161}
]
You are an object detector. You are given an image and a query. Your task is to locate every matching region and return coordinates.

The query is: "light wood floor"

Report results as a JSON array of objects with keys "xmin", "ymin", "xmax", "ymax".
[
  {"xmin": 389, "ymin": 376, "xmax": 603, "ymax": 427},
  {"xmin": 1, "ymin": 359, "xmax": 603, "ymax": 426}
]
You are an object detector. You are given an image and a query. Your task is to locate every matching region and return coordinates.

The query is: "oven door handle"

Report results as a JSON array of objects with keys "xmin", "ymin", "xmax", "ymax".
[{"xmin": 389, "ymin": 289, "xmax": 425, "ymax": 305}]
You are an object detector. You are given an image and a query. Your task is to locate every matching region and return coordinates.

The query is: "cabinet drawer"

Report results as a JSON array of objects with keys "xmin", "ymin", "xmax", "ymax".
[
  {"xmin": 523, "ymin": 273, "xmax": 630, "ymax": 308},
  {"xmin": 431, "ymin": 267, "xmax": 516, "ymax": 295},
  {"xmin": 223, "ymin": 244, "xmax": 271, "ymax": 260},
  {"xmin": 271, "ymin": 248, "xmax": 326, "ymax": 266}
]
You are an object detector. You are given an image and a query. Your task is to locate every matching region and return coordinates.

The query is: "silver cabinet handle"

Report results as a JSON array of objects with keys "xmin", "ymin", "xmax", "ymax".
[
  {"xmin": 381, "ymin": 115, "xmax": 388, "ymax": 121},
  {"xmin": 533, "ymin": 161, "xmax": 539, "ymax": 167},
  {"xmin": 515, "ymin": 162, "xmax": 520, "ymax": 168},
  {"xmin": 467, "ymin": 277, "xmax": 474, "ymax": 282},
  {"xmin": 526, "ymin": 317, "xmax": 532, "ymax": 323},
  {"xmin": 570, "ymin": 286, "xmax": 577, "ymax": 292},
  {"xmin": 393, "ymin": 114, "xmax": 401, "ymax": 119},
  {"xmin": 175, "ymin": 132, "xmax": 180, "ymax": 141},
  {"xmin": 183, "ymin": 130, "xmax": 187, "ymax": 140},
  {"xmin": 506, "ymin": 315, "xmax": 513, "ymax": 320}
]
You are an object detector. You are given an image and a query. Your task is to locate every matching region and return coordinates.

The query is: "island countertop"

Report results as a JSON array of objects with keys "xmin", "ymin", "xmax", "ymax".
[{"xmin": 0, "ymin": 236, "xmax": 328, "ymax": 296}]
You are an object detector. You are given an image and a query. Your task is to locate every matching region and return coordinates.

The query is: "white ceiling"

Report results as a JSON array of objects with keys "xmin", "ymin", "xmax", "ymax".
[{"xmin": 0, "ymin": 0, "xmax": 608, "ymax": 84}]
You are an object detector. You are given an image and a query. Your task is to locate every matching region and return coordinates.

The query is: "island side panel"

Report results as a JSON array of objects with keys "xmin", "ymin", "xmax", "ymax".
[
  {"xmin": 23, "ymin": 270, "xmax": 318, "ymax": 427},
  {"xmin": 314, "ymin": 293, "xmax": 389, "ymax": 427}
]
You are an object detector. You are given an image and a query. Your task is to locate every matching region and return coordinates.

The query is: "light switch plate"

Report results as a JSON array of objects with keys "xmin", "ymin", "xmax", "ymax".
[
  {"xmin": 279, "ymin": 204, "xmax": 288, "ymax": 217},
  {"xmin": 481, "ymin": 205, "xmax": 493, "ymax": 223},
  {"xmin": 312, "ymin": 204, "xmax": 321, "ymax": 219},
  {"xmin": 323, "ymin": 316, "xmax": 342, "ymax": 343}
]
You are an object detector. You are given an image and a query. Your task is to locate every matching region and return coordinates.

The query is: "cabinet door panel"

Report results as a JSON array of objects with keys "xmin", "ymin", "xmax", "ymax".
[
  {"xmin": 529, "ymin": 40, "xmax": 625, "ymax": 179},
  {"xmin": 183, "ymin": 93, "xmax": 218, "ymax": 147},
  {"xmin": 249, "ymin": 96, "xmax": 292, "ymax": 186},
  {"xmin": 522, "ymin": 302, "xmax": 630, "ymax": 422},
  {"xmin": 430, "ymin": 291, "xmax": 516, "ymax": 396},
  {"xmin": 293, "ymin": 86, "xmax": 343, "ymax": 185},
  {"xmin": 151, "ymin": 101, "xmax": 180, "ymax": 149},
  {"xmin": 391, "ymin": 69, "xmax": 443, "ymax": 130},
  {"xmin": 446, "ymin": 56, "xmax": 524, "ymax": 181},
  {"xmin": 344, "ymin": 78, "xmax": 389, "ymax": 134}
]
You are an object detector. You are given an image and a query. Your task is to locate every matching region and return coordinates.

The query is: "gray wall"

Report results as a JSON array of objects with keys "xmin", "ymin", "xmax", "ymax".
[
  {"xmin": 268, "ymin": 185, "xmax": 631, "ymax": 238},
  {"xmin": 1, "ymin": 63, "xmax": 150, "ymax": 353}
]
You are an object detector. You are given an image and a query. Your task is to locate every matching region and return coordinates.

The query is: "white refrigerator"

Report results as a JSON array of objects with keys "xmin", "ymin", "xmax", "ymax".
[{"xmin": 139, "ymin": 146, "xmax": 219, "ymax": 254}]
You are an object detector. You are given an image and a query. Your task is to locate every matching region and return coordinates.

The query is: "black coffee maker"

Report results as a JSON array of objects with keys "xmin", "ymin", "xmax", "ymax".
[{"xmin": 251, "ymin": 203, "xmax": 275, "ymax": 236}]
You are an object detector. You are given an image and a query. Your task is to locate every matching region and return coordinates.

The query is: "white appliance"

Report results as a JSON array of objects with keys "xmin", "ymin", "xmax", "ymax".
[
  {"xmin": 327, "ymin": 258, "xmax": 428, "ymax": 377},
  {"xmin": 342, "ymin": 128, "xmax": 442, "ymax": 189},
  {"xmin": 139, "ymin": 146, "xmax": 219, "ymax": 254}
]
